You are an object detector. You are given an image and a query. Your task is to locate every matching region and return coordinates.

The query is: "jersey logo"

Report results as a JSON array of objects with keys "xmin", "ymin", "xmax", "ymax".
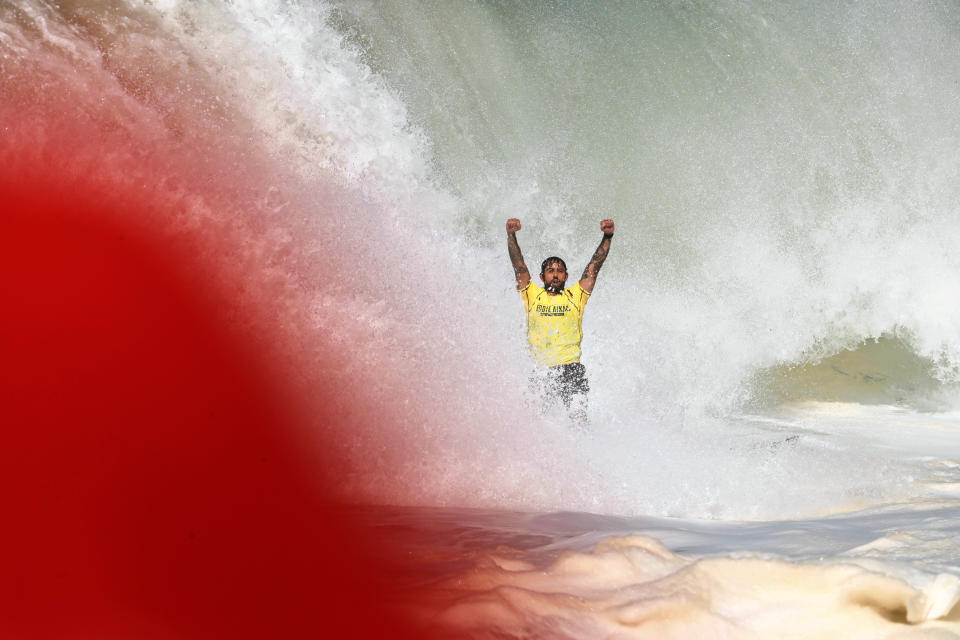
[{"xmin": 536, "ymin": 303, "xmax": 571, "ymax": 316}]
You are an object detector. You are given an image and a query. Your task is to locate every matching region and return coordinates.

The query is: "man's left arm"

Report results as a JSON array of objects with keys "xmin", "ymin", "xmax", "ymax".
[{"xmin": 579, "ymin": 219, "xmax": 614, "ymax": 293}]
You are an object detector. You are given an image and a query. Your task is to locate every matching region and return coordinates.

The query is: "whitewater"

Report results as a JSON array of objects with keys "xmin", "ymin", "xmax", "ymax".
[{"xmin": 4, "ymin": 0, "xmax": 960, "ymax": 637}]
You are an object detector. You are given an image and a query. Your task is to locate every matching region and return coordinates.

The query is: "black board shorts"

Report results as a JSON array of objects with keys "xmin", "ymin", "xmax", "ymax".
[{"xmin": 539, "ymin": 362, "xmax": 589, "ymax": 408}]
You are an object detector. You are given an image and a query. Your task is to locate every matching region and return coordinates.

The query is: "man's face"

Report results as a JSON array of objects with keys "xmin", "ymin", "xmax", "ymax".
[{"xmin": 541, "ymin": 260, "xmax": 568, "ymax": 293}]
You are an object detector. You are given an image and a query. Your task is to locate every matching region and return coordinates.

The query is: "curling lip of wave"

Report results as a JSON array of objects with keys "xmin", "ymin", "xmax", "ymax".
[{"xmin": 754, "ymin": 335, "xmax": 948, "ymax": 408}]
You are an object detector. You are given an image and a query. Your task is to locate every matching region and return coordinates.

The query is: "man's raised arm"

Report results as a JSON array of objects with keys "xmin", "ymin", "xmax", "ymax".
[
  {"xmin": 506, "ymin": 218, "xmax": 531, "ymax": 291},
  {"xmin": 579, "ymin": 219, "xmax": 614, "ymax": 293}
]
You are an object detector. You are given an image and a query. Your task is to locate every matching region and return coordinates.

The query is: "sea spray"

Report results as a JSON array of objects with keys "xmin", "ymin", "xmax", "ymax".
[{"xmin": 6, "ymin": 0, "xmax": 960, "ymax": 519}]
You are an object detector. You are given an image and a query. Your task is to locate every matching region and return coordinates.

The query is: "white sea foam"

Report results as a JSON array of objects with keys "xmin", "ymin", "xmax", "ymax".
[{"xmin": 430, "ymin": 535, "xmax": 960, "ymax": 639}]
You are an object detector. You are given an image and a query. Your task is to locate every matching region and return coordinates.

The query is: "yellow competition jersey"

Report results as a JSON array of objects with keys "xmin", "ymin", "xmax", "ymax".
[{"xmin": 520, "ymin": 282, "xmax": 590, "ymax": 366}]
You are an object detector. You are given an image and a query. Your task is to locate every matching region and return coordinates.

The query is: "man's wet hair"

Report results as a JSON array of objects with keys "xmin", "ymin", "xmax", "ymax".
[{"xmin": 540, "ymin": 256, "xmax": 567, "ymax": 275}]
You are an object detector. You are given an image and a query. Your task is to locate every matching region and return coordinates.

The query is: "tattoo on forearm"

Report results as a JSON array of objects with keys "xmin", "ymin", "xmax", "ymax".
[
  {"xmin": 582, "ymin": 237, "xmax": 610, "ymax": 280},
  {"xmin": 507, "ymin": 235, "xmax": 529, "ymax": 277}
]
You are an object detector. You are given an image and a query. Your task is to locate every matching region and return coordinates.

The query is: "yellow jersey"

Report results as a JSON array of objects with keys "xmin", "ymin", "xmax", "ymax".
[{"xmin": 520, "ymin": 282, "xmax": 590, "ymax": 366}]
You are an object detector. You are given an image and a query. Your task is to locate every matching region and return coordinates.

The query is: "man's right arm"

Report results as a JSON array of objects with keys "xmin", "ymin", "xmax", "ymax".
[{"xmin": 506, "ymin": 218, "xmax": 531, "ymax": 291}]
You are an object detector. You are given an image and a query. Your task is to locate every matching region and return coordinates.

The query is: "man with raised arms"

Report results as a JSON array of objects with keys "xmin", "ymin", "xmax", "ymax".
[{"xmin": 506, "ymin": 218, "xmax": 615, "ymax": 426}]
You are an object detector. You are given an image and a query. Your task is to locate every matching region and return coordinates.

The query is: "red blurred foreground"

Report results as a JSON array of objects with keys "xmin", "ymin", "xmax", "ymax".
[{"xmin": 0, "ymin": 171, "xmax": 419, "ymax": 637}]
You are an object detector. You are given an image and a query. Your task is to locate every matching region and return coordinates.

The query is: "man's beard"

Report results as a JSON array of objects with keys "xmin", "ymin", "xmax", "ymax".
[{"xmin": 545, "ymin": 281, "xmax": 565, "ymax": 294}]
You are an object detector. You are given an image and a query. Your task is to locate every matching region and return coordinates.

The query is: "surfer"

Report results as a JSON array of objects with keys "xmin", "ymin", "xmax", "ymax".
[{"xmin": 506, "ymin": 218, "xmax": 615, "ymax": 426}]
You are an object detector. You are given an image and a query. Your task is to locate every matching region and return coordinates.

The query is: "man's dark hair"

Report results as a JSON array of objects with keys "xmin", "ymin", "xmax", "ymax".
[{"xmin": 540, "ymin": 256, "xmax": 567, "ymax": 275}]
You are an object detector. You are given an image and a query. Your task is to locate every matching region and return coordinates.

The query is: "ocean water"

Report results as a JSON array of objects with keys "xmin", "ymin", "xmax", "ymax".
[{"xmin": 5, "ymin": 0, "xmax": 960, "ymax": 637}]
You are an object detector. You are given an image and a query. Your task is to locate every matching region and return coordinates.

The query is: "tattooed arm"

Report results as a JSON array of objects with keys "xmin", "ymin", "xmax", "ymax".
[
  {"xmin": 579, "ymin": 219, "xmax": 614, "ymax": 293},
  {"xmin": 506, "ymin": 218, "xmax": 531, "ymax": 290}
]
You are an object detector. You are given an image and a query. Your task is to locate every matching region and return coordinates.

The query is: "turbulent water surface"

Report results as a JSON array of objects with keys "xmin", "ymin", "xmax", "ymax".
[{"xmin": 5, "ymin": 0, "xmax": 960, "ymax": 637}]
